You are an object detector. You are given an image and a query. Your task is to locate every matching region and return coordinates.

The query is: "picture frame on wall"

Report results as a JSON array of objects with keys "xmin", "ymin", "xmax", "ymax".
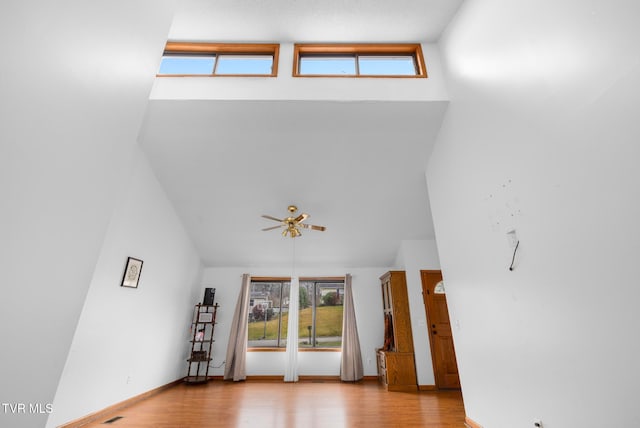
[{"xmin": 121, "ymin": 257, "xmax": 143, "ymax": 288}]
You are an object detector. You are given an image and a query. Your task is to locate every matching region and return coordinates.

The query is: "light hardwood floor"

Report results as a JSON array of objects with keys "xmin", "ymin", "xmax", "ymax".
[{"xmin": 79, "ymin": 380, "xmax": 466, "ymax": 428}]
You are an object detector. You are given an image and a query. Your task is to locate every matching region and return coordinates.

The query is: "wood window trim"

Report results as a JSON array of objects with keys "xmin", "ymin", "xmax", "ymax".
[
  {"xmin": 250, "ymin": 276, "xmax": 344, "ymax": 283},
  {"xmin": 299, "ymin": 276, "xmax": 345, "ymax": 282},
  {"xmin": 298, "ymin": 347, "xmax": 341, "ymax": 352},
  {"xmin": 251, "ymin": 276, "xmax": 290, "ymax": 282},
  {"xmin": 247, "ymin": 347, "xmax": 285, "ymax": 352},
  {"xmin": 159, "ymin": 42, "xmax": 279, "ymax": 77},
  {"xmin": 247, "ymin": 347, "xmax": 341, "ymax": 352},
  {"xmin": 293, "ymin": 43, "xmax": 427, "ymax": 78}
]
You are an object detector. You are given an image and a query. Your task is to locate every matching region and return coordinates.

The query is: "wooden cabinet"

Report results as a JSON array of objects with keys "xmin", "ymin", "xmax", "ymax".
[
  {"xmin": 185, "ymin": 303, "xmax": 219, "ymax": 384},
  {"xmin": 377, "ymin": 271, "xmax": 417, "ymax": 391}
]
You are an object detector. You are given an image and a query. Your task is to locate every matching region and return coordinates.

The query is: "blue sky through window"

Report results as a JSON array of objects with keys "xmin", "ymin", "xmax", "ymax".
[
  {"xmin": 299, "ymin": 56, "xmax": 356, "ymax": 75},
  {"xmin": 299, "ymin": 55, "xmax": 418, "ymax": 76},
  {"xmin": 216, "ymin": 55, "xmax": 273, "ymax": 75},
  {"xmin": 358, "ymin": 56, "xmax": 416, "ymax": 75},
  {"xmin": 158, "ymin": 56, "xmax": 215, "ymax": 74}
]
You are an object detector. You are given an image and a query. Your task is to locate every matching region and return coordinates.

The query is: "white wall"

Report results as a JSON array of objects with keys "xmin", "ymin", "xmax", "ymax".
[
  {"xmin": 150, "ymin": 43, "xmax": 448, "ymax": 102},
  {"xmin": 201, "ymin": 266, "xmax": 389, "ymax": 378},
  {"xmin": 0, "ymin": 2, "xmax": 174, "ymax": 427},
  {"xmin": 428, "ymin": 0, "xmax": 640, "ymax": 426},
  {"xmin": 394, "ymin": 239, "xmax": 441, "ymax": 386},
  {"xmin": 46, "ymin": 147, "xmax": 203, "ymax": 427}
]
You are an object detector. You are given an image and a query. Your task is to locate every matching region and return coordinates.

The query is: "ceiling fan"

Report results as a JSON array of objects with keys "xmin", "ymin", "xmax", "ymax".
[{"xmin": 262, "ymin": 205, "xmax": 326, "ymax": 238}]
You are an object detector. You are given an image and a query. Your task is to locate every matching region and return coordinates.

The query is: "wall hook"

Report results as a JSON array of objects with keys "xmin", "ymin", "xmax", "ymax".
[{"xmin": 509, "ymin": 240, "xmax": 520, "ymax": 271}]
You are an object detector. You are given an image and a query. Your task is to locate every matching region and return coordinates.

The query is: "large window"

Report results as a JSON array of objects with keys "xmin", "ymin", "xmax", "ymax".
[
  {"xmin": 247, "ymin": 279, "xmax": 290, "ymax": 348},
  {"xmin": 158, "ymin": 42, "xmax": 279, "ymax": 77},
  {"xmin": 299, "ymin": 279, "xmax": 344, "ymax": 349},
  {"xmin": 293, "ymin": 44, "xmax": 427, "ymax": 78},
  {"xmin": 247, "ymin": 277, "xmax": 345, "ymax": 350}
]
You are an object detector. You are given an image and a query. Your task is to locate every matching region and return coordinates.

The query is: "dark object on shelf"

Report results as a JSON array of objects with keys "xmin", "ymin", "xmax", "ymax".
[
  {"xmin": 190, "ymin": 350, "xmax": 208, "ymax": 361},
  {"xmin": 185, "ymin": 303, "xmax": 219, "ymax": 384},
  {"xmin": 203, "ymin": 288, "xmax": 216, "ymax": 306},
  {"xmin": 382, "ymin": 313, "xmax": 394, "ymax": 351}
]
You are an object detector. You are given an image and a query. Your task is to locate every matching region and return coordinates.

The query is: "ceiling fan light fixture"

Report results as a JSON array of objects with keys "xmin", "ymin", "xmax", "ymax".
[{"xmin": 263, "ymin": 205, "xmax": 326, "ymax": 239}]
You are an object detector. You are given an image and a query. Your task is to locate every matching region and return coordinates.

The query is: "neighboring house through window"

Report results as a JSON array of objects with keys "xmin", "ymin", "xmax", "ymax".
[
  {"xmin": 299, "ymin": 279, "xmax": 344, "ymax": 349},
  {"xmin": 247, "ymin": 278, "xmax": 290, "ymax": 348}
]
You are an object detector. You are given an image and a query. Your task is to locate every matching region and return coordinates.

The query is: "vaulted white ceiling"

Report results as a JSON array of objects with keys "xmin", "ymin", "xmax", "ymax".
[
  {"xmin": 170, "ymin": 0, "xmax": 463, "ymax": 43},
  {"xmin": 139, "ymin": 0, "xmax": 463, "ymax": 267}
]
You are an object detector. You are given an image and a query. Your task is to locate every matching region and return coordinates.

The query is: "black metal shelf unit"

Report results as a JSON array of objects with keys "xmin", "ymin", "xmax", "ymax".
[{"xmin": 185, "ymin": 303, "xmax": 219, "ymax": 384}]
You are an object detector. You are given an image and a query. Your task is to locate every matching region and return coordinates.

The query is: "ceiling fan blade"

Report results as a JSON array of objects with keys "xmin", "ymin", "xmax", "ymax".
[
  {"xmin": 300, "ymin": 223, "xmax": 326, "ymax": 231},
  {"xmin": 294, "ymin": 213, "xmax": 309, "ymax": 223},
  {"xmin": 261, "ymin": 215, "xmax": 283, "ymax": 222},
  {"xmin": 262, "ymin": 225, "xmax": 283, "ymax": 231}
]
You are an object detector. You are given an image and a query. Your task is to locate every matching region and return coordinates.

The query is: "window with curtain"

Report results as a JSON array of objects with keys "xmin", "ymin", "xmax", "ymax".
[
  {"xmin": 298, "ymin": 279, "xmax": 345, "ymax": 349},
  {"xmin": 246, "ymin": 277, "xmax": 345, "ymax": 350}
]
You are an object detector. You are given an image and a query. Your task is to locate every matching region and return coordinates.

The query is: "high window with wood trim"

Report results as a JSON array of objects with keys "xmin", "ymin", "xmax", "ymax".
[
  {"xmin": 158, "ymin": 42, "xmax": 279, "ymax": 77},
  {"xmin": 293, "ymin": 44, "xmax": 427, "ymax": 78}
]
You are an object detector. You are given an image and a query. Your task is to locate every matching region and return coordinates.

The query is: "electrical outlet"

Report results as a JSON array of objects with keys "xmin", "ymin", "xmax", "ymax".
[
  {"xmin": 126, "ymin": 376, "xmax": 132, "ymax": 384},
  {"xmin": 533, "ymin": 418, "xmax": 542, "ymax": 428}
]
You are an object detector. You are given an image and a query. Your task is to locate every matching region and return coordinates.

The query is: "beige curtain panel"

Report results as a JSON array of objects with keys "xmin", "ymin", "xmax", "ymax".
[
  {"xmin": 340, "ymin": 273, "xmax": 364, "ymax": 381},
  {"xmin": 224, "ymin": 273, "xmax": 251, "ymax": 381}
]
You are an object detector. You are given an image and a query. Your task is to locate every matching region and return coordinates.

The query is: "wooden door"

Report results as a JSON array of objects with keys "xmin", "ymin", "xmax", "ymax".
[{"xmin": 421, "ymin": 270, "xmax": 460, "ymax": 389}]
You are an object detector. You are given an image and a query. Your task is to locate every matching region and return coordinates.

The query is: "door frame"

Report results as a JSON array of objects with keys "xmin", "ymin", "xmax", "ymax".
[{"xmin": 421, "ymin": 269, "xmax": 460, "ymax": 390}]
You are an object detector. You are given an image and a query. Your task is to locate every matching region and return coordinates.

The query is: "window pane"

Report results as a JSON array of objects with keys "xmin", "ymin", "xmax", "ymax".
[
  {"xmin": 215, "ymin": 55, "xmax": 273, "ymax": 75},
  {"xmin": 299, "ymin": 56, "xmax": 356, "ymax": 75},
  {"xmin": 158, "ymin": 56, "xmax": 215, "ymax": 75},
  {"xmin": 358, "ymin": 55, "xmax": 416, "ymax": 75},
  {"xmin": 298, "ymin": 283, "xmax": 314, "ymax": 348},
  {"xmin": 298, "ymin": 281, "xmax": 344, "ymax": 348},
  {"xmin": 315, "ymin": 283, "xmax": 343, "ymax": 348},
  {"xmin": 279, "ymin": 284, "xmax": 290, "ymax": 347},
  {"xmin": 248, "ymin": 281, "xmax": 289, "ymax": 347}
]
